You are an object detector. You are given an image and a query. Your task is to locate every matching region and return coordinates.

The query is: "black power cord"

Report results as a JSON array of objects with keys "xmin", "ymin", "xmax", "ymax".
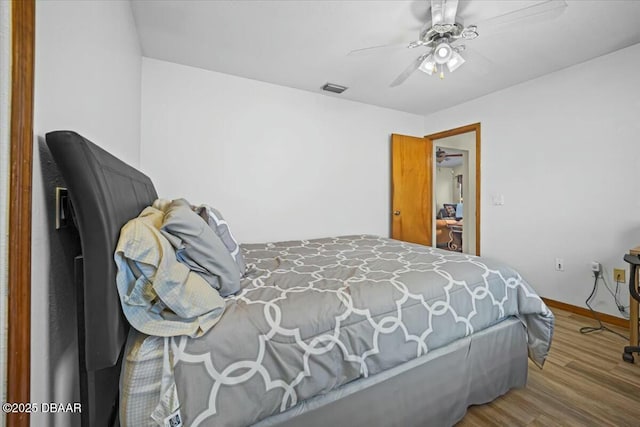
[
  {"xmin": 612, "ymin": 277, "xmax": 630, "ymax": 314},
  {"xmin": 599, "ymin": 267, "xmax": 629, "ymax": 316},
  {"xmin": 579, "ymin": 270, "xmax": 628, "ymax": 340}
]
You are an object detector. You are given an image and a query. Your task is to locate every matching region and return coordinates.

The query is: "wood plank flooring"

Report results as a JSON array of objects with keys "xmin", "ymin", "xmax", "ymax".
[{"xmin": 458, "ymin": 308, "xmax": 640, "ymax": 426}]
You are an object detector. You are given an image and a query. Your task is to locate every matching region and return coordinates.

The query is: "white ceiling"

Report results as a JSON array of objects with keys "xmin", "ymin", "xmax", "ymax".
[{"xmin": 131, "ymin": 0, "xmax": 640, "ymax": 116}]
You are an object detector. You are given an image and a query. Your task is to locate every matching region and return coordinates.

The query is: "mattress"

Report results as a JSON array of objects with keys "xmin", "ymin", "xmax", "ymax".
[{"xmin": 120, "ymin": 235, "xmax": 554, "ymax": 426}]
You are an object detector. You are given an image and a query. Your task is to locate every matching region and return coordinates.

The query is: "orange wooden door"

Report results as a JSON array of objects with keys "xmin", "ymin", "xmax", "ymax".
[{"xmin": 391, "ymin": 134, "xmax": 433, "ymax": 245}]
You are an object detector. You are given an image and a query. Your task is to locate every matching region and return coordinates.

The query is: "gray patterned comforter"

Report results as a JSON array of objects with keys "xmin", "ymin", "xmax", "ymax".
[{"xmin": 171, "ymin": 235, "xmax": 554, "ymax": 426}]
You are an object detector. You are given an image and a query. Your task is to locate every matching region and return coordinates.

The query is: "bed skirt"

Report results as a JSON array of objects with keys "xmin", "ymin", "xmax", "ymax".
[{"xmin": 255, "ymin": 316, "xmax": 528, "ymax": 427}]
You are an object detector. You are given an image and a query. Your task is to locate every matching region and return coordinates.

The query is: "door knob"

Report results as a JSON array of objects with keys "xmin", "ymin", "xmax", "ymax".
[{"xmin": 394, "ymin": 210, "xmax": 401, "ymax": 216}]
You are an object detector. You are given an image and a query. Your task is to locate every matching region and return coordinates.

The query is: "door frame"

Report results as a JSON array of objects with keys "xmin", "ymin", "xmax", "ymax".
[
  {"xmin": 425, "ymin": 123, "xmax": 481, "ymax": 255},
  {"xmin": 7, "ymin": 1, "xmax": 35, "ymax": 426}
]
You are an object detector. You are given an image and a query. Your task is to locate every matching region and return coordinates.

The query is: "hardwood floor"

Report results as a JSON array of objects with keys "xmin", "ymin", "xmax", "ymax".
[{"xmin": 458, "ymin": 308, "xmax": 640, "ymax": 426}]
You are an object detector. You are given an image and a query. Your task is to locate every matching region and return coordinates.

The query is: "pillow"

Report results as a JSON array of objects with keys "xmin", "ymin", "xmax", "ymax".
[
  {"xmin": 158, "ymin": 199, "xmax": 241, "ymax": 297},
  {"xmin": 443, "ymin": 203, "xmax": 457, "ymax": 218},
  {"xmin": 115, "ymin": 205, "xmax": 225, "ymax": 338},
  {"xmin": 194, "ymin": 205, "xmax": 247, "ymax": 276}
]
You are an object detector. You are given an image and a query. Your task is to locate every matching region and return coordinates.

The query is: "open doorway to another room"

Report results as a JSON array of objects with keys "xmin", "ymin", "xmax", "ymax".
[
  {"xmin": 434, "ymin": 147, "xmax": 465, "ymax": 252},
  {"xmin": 427, "ymin": 124, "xmax": 480, "ymax": 255}
]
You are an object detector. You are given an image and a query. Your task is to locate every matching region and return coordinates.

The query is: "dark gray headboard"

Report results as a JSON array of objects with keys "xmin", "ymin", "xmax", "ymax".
[{"xmin": 46, "ymin": 131, "xmax": 158, "ymax": 425}]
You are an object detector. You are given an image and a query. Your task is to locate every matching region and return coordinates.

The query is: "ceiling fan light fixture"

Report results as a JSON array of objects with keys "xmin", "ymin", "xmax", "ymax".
[
  {"xmin": 446, "ymin": 51, "xmax": 465, "ymax": 72},
  {"xmin": 433, "ymin": 41, "xmax": 453, "ymax": 64},
  {"xmin": 418, "ymin": 54, "xmax": 436, "ymax": 75}
]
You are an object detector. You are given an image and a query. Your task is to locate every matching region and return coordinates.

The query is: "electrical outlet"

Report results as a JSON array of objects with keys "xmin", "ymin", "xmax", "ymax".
[
  {"xmin": 614, "ymin": 268, "xmax": 626, "ymax": 283},
  {"xmin": 590, "ymin": 261, "xmax": 600, "ymax": 272},
  {"xmin": 555, "ymin": 258, "xmax": 564, "ymax": 271}
]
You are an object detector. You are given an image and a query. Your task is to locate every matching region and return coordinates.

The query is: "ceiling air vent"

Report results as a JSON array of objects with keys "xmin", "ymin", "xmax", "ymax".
[{"xmin": 322, "ymin": 83, "xmax": 348, "ymax": 94}]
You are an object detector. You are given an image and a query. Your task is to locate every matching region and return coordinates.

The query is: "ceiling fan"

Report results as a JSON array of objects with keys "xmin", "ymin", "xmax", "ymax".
[
  {"xmin": 349, "ymin": 0, "xmax": 568, "ymax": 87},
  {"xmin": 436, "ymin": 148, "xmax": 463, "ymax": 163},
  {"xmin": 391, "ymin": 0, "xmax": 478, "ymax": 85}
]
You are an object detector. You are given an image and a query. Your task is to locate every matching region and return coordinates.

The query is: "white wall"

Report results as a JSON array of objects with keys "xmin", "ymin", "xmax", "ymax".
[
  {"xmin": 423, "ymin": 43, "xmax": 640, "ymax": 318},
  {"xmin": 141, "ymin": 58, "xmax": 424, "ymax": 243},
  {"xmin": 435, "ymin": 167, "xmax": 454, "ymax": 210},
  {"xmin": 33, "ymin": 1, "xmax": 141, "ymax": 425},
  {"xmin": 0, "ymin": 2, "xmax": 11, "ymax": 424}
]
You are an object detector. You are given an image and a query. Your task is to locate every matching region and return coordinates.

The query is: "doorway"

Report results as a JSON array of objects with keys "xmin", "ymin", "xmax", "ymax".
[
  {"xmin": 434, "ymin": 146, "xmax": 465, "ymax": 252},
  {"xmin": 427, "ymin": 124, "xmax": 480, "ymax": 256},
  {"xmin": 391, "ymin": 123, "xmax": 480, "ymax": 255}
]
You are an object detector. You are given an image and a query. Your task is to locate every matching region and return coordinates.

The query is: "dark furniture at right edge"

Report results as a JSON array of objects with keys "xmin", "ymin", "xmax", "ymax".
[{"xmin": 623, "ymin": 246, "xmax": 640, "ymax": 363}]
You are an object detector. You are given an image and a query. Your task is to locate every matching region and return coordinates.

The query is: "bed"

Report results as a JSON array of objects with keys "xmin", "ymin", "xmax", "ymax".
[{"xmin": 46, "ymin": 130, "xmax": 554, "ymax": 427}]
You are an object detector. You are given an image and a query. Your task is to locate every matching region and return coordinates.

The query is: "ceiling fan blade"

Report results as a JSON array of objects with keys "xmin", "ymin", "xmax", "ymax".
[
  {"xmin": 431, "ymin": 0, "xmax": 459, "ymax": 26},
  {"xmin": 443, "ymin": 0, "xmax": 459, "ymax": 24},
  {"xmin": 390, "ymin": 54, "xmax": 428, "ymax": 87},
  {"xmin": 348, "ymin": 42, "xmax": 412, "ymax": 56},
  {"xmin": 477, "ymin": 0, "xmax": 567, "ymax": 34}
]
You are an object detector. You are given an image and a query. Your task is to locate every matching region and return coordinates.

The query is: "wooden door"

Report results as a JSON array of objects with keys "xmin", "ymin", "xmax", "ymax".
[{"xmin": 391, "ymin": 134, "xmax": 433, "ymax": 245}]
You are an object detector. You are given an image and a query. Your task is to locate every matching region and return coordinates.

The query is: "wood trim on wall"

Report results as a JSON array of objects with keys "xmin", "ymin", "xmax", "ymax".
[
  {"xmin": 7, "ymin": 0, "xmax": 35, "ymax": 426},
  {"xmin": 425, "ymin": 123, "xmax": 481, "ymax": 256},
  {"xmin": 542, "ymin": 297, "xmax": 629, "ymax": 329}
]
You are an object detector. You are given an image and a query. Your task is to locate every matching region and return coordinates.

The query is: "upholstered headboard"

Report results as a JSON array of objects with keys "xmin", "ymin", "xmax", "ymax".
[{"xmin": 46, "ymin": 131, "xmax": 158, "ymax": 425}]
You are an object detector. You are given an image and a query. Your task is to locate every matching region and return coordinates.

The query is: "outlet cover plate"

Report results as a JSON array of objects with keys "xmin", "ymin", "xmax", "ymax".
[{"xmin": 614, "ymin": 268, "xmax": 626, "ymax": 283}]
